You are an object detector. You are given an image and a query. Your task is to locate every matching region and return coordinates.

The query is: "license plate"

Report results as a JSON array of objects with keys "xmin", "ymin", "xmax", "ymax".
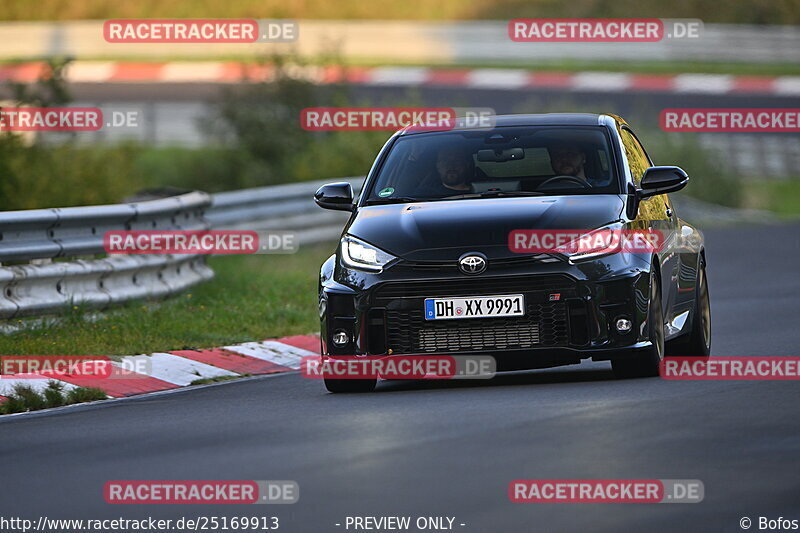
[{"xmin": 424, "ymin": 294, "xmax": 525, "ymax": 320}]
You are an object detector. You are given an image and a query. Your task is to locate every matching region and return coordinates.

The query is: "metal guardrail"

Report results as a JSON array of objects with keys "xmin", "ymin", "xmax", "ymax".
[
  {"xmin": 0, "ymin": 178, "xmax": 365, "ymax": 319},
  {"xmin": 0, "ymin": 191, "xmax": 214, "ymax": 319},
  {"xmin": 207, "ymin": 176, "xmax": 363, "ymax": 242}
]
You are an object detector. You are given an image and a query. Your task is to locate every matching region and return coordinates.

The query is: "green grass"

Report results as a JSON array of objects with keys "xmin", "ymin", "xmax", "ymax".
[
  {"xmin": 6, "ymin": 57, "xmax": 799, "ymax": 78},
  {"xmin": 0, "ymin": 381, "xmax": 107, "ymax": 414},
  {"xmin": 190, "ymin": 374, "xmax": 251, "ymax": 386},
  {"xmin": 311, "ymin": 58, "xmax": 800, "ymax": 77},
  {"xmin": 434, "ymin": 60, "xmax": 800, "ymax": 77},
  {"xmin": 742, "ymin": 179, "xmax": 800, "ymax": 218},
  {"xmin": 0, "ymin": 245, "xmax": 334, "ymax": 355},
  {"xmin": 0, "ymin": 141, "xmax": 288, "ymax": 211},
  {"xmin": 2, "ymin": 0, "xmax": 797, "ymax": 24},
  {"xmin": 312, "ymin": 59, "xmax": 800, "ymax": 77},
  {"xmin": 0, "ymin": 140, "xmax": 381, "ymax": 211}
]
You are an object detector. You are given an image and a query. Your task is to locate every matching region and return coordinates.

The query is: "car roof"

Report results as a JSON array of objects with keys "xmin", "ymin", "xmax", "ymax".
[{"xmin": 398, "ymin": 113, "xmax": 621, "ymax": 135}]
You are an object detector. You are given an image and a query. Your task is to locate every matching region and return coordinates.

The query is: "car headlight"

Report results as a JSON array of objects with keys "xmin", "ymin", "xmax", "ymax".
[
  {"xmin": 555, "ymin": 222, "xmax": 625, "ymax": 264},
  {"xmin": 340, "ymin": 235, "xmax": 396, "ymax": 272}
]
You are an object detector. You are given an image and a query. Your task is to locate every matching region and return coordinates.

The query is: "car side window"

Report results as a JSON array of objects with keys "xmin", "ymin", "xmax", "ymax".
[
  {"xmin": 619, "ymin": 128, "xmax": 651, "ymax": 185},
  {"xmin": 620, "ymin": 127, "xmax": 674, "ymax": 221}
]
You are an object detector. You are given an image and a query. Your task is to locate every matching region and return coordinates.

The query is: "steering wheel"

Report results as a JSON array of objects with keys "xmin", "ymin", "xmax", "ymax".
[{"xmin": 538, "ymin": 175, "xmax": 592, "ymax": 189}]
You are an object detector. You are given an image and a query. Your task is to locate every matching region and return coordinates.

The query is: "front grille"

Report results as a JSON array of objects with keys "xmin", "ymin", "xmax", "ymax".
[
  {"xmin": 373, "ymin": 274, "xmax": 576, "ymax": 301},
  {"xmin": 386, "ymin": 302, "xmax": 568, "ymax": 354},
  {"xmin": 373, "ymin": 274, "xmax": 577, "ymax": 354},
  {"xmin": 399, "ymin": 254, "xmax": 559, "ymax": 273}
]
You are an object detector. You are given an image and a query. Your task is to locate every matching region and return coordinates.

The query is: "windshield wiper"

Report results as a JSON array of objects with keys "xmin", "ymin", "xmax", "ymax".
[
  {"xmin": 363, "ymin": 196, "xmax": 431, "ymax": 205},
  {"xmin": 365, "ymin": 191, "xmax": 545, "ymax": 205},
  {"xmin": 441, "ymin": 191, "xmax": 545, "ymax": 200}
]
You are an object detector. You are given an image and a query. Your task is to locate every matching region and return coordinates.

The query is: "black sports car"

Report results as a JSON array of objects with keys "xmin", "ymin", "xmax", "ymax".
[{"xmin": 315, "ymin": 113, "xmax": 711, "ymax": 392}]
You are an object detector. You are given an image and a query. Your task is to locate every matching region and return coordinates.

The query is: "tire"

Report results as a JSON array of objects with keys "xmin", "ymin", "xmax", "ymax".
[
  {"xmin": 324, "ymin": 378, "xmax": 377, "ymax": 393},
  {"xmin": 666, "ymin": 259, "xmax": 711, "ymax": 358},
  {"xmin": 612, "ymin": 272, "xmax": 665, "ymax": 379}
]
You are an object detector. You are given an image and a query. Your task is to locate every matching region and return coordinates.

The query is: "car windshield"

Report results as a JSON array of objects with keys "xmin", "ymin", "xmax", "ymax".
[{"xmin": 365, "ymin": 126, "xmax": 619, "ymax": 204}]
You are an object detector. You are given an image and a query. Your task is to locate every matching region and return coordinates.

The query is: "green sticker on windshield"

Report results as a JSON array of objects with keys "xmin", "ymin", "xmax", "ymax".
[{"xmin": 378, "ymin": 187, "xmax": 395, "ymax": 197}]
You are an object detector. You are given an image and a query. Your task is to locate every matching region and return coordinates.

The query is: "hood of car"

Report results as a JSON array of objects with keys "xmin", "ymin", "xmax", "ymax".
[{"xmin": 347, "ymin": 195, "xmax": 626, "ymax": 261}]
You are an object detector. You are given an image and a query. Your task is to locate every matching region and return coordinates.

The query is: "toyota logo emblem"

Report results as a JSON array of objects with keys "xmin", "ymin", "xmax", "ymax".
[{"xmin": 458, "ymin": 253, "xmax": 487, "ymax": 275}]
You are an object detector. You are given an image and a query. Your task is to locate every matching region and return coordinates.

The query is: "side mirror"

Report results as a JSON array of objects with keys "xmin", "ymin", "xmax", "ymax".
[
  {"xmin": 638, "ymin": 166, "xmax": 689, "ymax": 198},
  {"xmin": 314, "ymin": 182, "xmax": 354, "ymax": 211}
]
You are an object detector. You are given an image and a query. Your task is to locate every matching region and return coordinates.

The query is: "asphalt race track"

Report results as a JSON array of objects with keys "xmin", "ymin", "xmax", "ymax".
[{"xmin": 1, "ymin": 223, "xmax": 799, "ymax": 532}]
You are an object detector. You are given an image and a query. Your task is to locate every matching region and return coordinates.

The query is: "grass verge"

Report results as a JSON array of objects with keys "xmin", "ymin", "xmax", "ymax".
[
  {"xmin": 0, "ymin": 140, "xmax": 383, "ymax": 212},
  {"xmin": 2, "ymin": 0, "xmax": 797, "ymax": 24},
  {"xmin": 0, "ymin": 381, "xmax": 107, "ymax": 414},
  {"xmin": 742, "ymin": 179, "xmax": 800, "ymax": 218},
  {"xmin": 4, "ymin": 58, "xmax": 797, "ymax": 77},
  {"xmin": 325, "ymin": 59, "xmax": 800, "ymax": 77},
  {"xmin": 190, "ymin": 374, "xmax": 251, "ymax": 386},
  {"xmin": 0, "ymin": 244, "xmax": 334, "ymax": 355}
]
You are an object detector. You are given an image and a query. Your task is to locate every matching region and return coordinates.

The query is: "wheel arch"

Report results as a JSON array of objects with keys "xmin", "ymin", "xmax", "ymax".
[{"xmin": 650, "ymin": 253, "xmax": 662, "ymax": 289}]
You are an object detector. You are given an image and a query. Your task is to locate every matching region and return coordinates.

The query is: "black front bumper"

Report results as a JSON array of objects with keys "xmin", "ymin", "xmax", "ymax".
[{"xmin": 320, "ymin": 254, "xmax": 653, "ymax": 371}]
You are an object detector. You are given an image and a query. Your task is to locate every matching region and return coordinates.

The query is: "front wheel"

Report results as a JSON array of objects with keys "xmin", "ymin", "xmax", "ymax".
[
  {"xmin": 612, "ymin": 272, "xmax": 664, "ymax": 379},
  {"xmin": 666, "ymin": 259, "xmax": 711, "ymax": 358},
  {"xmin": 324, "ymin": 378, "xmax": 377, "ymax": 393}
]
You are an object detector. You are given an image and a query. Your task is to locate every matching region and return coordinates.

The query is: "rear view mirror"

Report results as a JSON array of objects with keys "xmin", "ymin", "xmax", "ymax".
[
  {"xmin": 314, "ymin": 182, "xmax": 354, "ymax": 211},
  {"xmin": 638, "ymin": 166, "xmax": 689, "ymax": 198},
  {"xmin": 477, "ymin": 147, "xmax": 525, "ymax": 162}
]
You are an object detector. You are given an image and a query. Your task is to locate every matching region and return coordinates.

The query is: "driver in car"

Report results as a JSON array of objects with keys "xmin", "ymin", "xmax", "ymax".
[
  {"xmin": 418, "ymin": 146, "xmax": 473, "ymax": 196},
  {"xmin": 548, "ymin": 142, "xmax": 591, "ymax": 182}
]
